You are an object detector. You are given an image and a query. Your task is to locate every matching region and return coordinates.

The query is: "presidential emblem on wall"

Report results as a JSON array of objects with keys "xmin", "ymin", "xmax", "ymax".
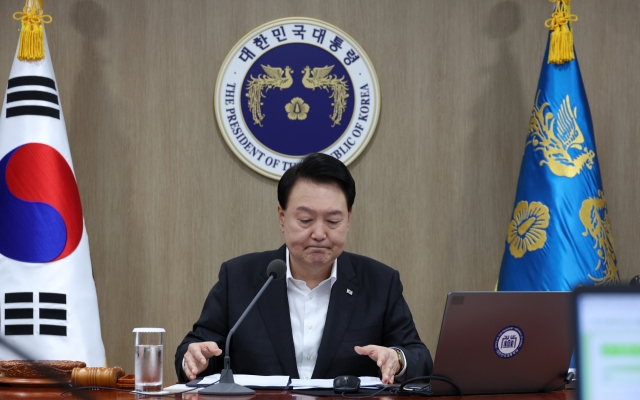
[{"xmin": 215, "ymin": 18, "xmax": 380, "ymax": 179}]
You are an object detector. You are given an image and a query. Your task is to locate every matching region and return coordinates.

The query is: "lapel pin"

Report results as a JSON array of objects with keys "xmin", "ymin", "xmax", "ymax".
[{"xmin": 346, "ymin": 288, "xmax": 353, "ymax": 295}]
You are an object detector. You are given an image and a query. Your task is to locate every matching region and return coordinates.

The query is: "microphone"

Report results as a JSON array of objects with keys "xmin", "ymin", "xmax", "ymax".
[
  {"xmin": 266, "ymin": 259, "xmax": 287, "ymax": 280},
  {"xmin": 200, "ymin": 259, "xmax": 286, "ymax": 395}
]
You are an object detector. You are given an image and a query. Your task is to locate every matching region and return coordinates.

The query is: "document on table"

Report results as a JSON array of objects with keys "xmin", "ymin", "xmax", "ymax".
[
  {"xmin": 164, "ymin": 375, "xmax": 383, "ymax": 392},
  {"xmin": 290, "ymin": 376, "xmax": 384, "ymax": 389},
  {"xmin": 164, "ymin": 374, "xmax": 290, "ymax": 392},
  {"xmin": 164, "ymin": 383, "xmax": 202, "ymax": 393},
  {"xmin": 198, "ymin": 373, "xmax": 290, "ymax": 387}
]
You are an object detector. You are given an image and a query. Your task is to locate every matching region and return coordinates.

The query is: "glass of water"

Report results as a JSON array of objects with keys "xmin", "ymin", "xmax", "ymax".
[{"xmin": 133, "ymin": 327, "xmax": 165, "ymax": 393}]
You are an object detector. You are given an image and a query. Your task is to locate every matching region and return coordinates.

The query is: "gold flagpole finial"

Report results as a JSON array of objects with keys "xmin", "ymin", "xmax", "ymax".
[
  {"xmin": 545, "ymin": 0, "xmax": 578, "ymax": 65},
  {"xmin": 13, "ymin": 0, "xmax": 52, "ymax": 61}
]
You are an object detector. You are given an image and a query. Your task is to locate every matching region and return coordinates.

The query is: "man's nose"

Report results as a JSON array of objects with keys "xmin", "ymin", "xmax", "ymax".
[{"xmin": 310, "ymin": 221, "xmax": 327, "ymax": 240}]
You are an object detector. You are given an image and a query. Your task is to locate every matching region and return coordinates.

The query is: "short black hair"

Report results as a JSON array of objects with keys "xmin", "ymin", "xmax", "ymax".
[{"xmin": 278, "ymin": 153, "xmax": 356, "ymax": 211}]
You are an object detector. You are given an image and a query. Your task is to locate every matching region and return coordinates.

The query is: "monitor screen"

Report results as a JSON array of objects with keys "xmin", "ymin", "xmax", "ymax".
[{"xmin": 576, "ymin": 291, "xmax": 640, "ymax": 400}]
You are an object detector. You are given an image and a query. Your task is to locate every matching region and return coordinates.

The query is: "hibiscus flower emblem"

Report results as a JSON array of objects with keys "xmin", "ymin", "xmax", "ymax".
[
  {"xmin": 285, "ymin": 97, "xmax": 310, "ymax": 121},
  {"xmin": 507, "ymin": 201, "xmax": 550, "ymax": 258}
]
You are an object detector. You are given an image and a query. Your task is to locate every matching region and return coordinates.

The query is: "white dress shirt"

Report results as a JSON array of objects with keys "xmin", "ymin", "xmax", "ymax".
[
  {"xmin": 285, "ymin": 247, "xmax": 337, "ymax": 380},
  {"xmin": 285, "ymin": 248, "xmax": 406, "ymax": 380}
]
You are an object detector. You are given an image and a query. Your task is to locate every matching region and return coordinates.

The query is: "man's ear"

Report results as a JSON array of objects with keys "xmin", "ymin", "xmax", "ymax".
[{"xmin": 277, "ymin": 204, "xmax": 285, "ymax": 232}]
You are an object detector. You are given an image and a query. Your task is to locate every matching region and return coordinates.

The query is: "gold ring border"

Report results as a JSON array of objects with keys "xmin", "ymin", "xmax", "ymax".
[{"xmin": 214, "ymin": 17, "xmax": 381, "ymax": 180}]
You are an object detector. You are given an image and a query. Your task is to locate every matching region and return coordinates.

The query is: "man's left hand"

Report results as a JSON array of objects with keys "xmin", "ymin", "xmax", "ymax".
[{"xmin": 354, "ymin": 345, "xmax": 399, "ymax": 384}]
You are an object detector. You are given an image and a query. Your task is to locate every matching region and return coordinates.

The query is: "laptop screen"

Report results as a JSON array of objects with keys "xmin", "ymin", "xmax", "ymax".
[
  {"xmin": 431, "ymin": 291, "xmax": 573, "ymax": 395},
  {"xmin": 576, "ymin": 289, "xmax": 640, "ymax": 399}
]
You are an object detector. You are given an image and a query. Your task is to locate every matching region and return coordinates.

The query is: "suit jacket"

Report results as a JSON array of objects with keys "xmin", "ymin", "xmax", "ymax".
[{"xmin": 175, "ymin": 245, "xmax": 433, "ymax": 380}]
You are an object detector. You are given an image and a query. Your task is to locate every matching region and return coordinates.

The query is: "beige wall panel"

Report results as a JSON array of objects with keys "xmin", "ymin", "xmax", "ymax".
[{"xmin": 0, "ymin": 0, "xmax": 638, "ymax": 382}]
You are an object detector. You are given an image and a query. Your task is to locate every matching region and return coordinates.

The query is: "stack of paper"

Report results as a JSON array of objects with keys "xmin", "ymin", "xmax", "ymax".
[
  {"xmin": 198, "ymin": 374, "xmax": 290, "ymax": 387},
  {"xmin": 291, "ymin": 376, "xmax": 384, "ymax": 390},
  {"xmin": 164, "ymin": 374, "xmax": 384, "ymax": 392},
  {"xmin": 164, "ymin": 374, "xmax": 290, "ymax": 393},
  {"xmin": 164, "ymin": 384, "xmax": 202, "ymax": 394}
]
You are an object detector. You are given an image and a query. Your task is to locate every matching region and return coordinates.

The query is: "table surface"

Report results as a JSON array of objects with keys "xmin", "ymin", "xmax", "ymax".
[{"xmin": 0, "ymin": 386, "xmax": 577, "ymax": 399}]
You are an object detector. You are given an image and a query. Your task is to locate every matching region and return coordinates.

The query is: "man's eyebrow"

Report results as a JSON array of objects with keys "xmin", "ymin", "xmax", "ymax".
[
  {"xmin": 325, "ymin": 210, "xmax": 344, "ymax": 216},
  {"xmin": 294, "ymin": 207, "xmax": 343, "ymax": 216}
]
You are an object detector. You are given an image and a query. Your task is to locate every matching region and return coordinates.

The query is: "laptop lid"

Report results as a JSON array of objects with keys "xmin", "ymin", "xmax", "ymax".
[
  {"xmin": 574, "ymin": 286, "xmax": 640, "ymax": 400},
  {"xmin": 430, "ymin": 291, "xmax": 574, "ymax": 396}
]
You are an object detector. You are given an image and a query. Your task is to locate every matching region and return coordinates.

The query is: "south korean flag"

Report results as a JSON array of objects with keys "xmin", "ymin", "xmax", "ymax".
[{"xmin": 0, "ymin": 27, "xmax": 106, "ymax": 366}]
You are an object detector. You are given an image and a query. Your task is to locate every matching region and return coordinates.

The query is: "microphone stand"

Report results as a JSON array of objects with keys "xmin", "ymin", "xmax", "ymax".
[{"xmin": 200, "ymin": 272, "xmax": 278, "ymax": 395}]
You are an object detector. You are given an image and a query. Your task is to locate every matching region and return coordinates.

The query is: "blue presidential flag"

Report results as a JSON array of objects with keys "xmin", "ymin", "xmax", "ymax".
[{"xmin": 497, "ymin": 3, "xmax": 619, "ymax": 291}]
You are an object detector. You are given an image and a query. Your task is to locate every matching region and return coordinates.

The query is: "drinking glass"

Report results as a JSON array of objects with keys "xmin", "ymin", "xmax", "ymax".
[{"xmin": 133, "ymin": 327, "xmax": 165, "ymax": 393}]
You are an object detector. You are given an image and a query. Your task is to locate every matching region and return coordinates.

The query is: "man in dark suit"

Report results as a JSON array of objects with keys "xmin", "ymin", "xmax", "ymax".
[{"xmin": 175, "ymin": 153, "xmax": 432, "ymax": 383}]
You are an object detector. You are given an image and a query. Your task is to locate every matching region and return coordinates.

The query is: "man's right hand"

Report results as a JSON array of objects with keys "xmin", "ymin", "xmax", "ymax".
[{"xmin": 183, "ymin": 342, "xmax": 223, "ymax": 380}]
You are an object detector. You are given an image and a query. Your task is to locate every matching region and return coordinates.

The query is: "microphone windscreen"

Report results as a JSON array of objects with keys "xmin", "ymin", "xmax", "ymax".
[{"xmin": 267, "ymin": 259, "xmax": 287, "ymax": 280}]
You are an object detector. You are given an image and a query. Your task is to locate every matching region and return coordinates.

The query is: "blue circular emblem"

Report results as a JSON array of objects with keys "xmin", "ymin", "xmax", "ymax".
[
  {"xmin": 494, "ymin": 326, "xmax": 524, "ymax": 358},
  {"xmin": 215, "ymin": 18, "xmax": 380, "ymax": 179},
  {"xmin": 240, "ymin": 43, "xmax": 355, "ymax": 156}
]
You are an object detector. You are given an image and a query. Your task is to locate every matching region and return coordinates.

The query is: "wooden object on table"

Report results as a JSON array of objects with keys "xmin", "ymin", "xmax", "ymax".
[
  {"xmin": 116, "ymin": 374, "xmax": 135, "ymax": 389},
  {"xmin": 70, "ymin": 366, "xmax": 126, "ymax": 388},
  {"xmin": 0, "ymin": 388, "xmax": 579, "ymax": 399},
  {"xmin": 0, "ymin": 360, "xmax": 85, "ymax": 379},
  {"xmin": 0, "ymin": 376, "xmax": 69, "ymax": 387}
]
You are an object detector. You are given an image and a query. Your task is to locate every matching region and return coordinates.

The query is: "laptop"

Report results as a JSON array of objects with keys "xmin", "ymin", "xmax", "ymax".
[
  {"xmin": 574, "ymin": 286, "xmax": 640, "ymax": 400},
  {"xmin": 429, "ymin": 291, "xmax": 574, "ymax": 396}
]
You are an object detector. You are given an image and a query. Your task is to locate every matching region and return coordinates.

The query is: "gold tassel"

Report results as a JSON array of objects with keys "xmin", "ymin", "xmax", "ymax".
[
  {"xmin": 545, "ymin": 0, "xmax": 578, "ymax": 65},
  {"xmin": 12, "ymin": 0, "xmax": 52, "ymax": 61}
]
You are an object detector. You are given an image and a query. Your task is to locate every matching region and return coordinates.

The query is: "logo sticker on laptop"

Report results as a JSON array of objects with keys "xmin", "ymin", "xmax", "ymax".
[{"xmin": 494, "ymin": 326, "xmax": 524, "ymax": 358}]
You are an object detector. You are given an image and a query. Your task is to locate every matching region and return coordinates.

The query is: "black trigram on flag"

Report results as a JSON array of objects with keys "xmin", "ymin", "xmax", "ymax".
[
  {"xmin": 3, "ymin": 292, "xmax": 67, "ymax": 336},
  {"xmin": 5, "ymin": 76, "xmax": 60, "ymax": 119}
]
